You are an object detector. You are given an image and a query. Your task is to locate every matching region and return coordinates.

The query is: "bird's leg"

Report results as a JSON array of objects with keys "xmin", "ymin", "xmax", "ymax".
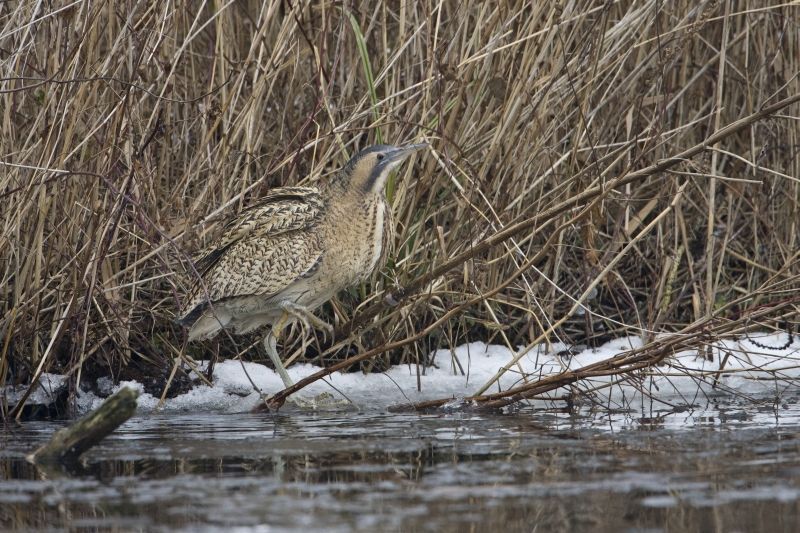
[
  {"xmin": 263, "ymin": 325, "xmax": 293, "ymax": 390},
  {"xmin": 279, "ymin": 301, "xmax": 334, "ymax": 341},
  {"xmin": 263, "ymin": 304, "xmax": 348, "ymax": 410},
  {"xmin": 205, "ymin": 339, "xmax": 219, "ymax": 382}
]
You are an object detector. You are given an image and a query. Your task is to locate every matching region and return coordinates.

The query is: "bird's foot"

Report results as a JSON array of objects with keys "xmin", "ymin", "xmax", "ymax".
[
  {"xmin": 286, "ymin": 391, "xmax": 352, "ymax": 410},
  {"xmin": 279, "ymin": 301, "xmax": 334, "ymax": 341},
  {"xmin": 256, "ymin": 392, "xmax": 350, "ymax": 412}
]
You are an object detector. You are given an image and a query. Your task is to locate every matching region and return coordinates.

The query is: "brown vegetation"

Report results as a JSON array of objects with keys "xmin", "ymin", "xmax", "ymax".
[{"xmin": 1, "ymin": 1, "xmax": 798, "ymax": 410}]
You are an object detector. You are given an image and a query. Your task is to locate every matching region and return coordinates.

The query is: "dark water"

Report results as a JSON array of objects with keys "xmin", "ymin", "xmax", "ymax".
[{"xmin": 3, "ymin": 399, "xmax": 800, "ymax": 532}]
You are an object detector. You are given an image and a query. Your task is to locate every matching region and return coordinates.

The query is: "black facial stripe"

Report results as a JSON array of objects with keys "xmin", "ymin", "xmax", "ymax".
[{"xmin": 363, "ymin": 159, "xmax": 386, "ymax": 193}]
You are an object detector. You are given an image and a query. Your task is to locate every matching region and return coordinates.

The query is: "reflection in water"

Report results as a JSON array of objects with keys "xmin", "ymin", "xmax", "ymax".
[{"xmin": 2, "ymin": 399, "xmax": 800, "ymax": 532}]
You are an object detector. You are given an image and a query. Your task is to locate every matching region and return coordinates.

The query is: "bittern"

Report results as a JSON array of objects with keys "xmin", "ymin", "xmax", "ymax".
[{"xmin": 177, "ymin": 142, "xmax": 428, "ymax": 390}]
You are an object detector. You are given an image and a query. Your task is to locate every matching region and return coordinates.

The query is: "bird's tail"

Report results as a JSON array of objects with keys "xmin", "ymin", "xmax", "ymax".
[{"xmin": 185, "ymin": 310, "xmax": 231, "ymax": 341}]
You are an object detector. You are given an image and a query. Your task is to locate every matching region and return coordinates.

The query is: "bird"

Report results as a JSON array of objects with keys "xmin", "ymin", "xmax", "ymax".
[{"xmin": 176, "ymin": 142, "xmax": 428, "ymax": 391}]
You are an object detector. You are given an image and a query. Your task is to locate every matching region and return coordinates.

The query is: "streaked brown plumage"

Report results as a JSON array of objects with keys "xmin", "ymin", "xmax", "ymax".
[{"xmin": 177, "ymin": 143, "xmax": 427, "ymax": 388}]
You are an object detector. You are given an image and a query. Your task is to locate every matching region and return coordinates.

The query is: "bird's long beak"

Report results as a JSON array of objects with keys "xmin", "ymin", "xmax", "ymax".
[{"xmin": 386, "ymin": 142, "xmax": 429, "ymax": 163}]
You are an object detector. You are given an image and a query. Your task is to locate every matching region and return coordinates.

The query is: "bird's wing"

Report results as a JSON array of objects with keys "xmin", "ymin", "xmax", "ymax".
[
  {"xmin": 197, "ymin": 231, "xmax": 323, "ymax": 304},
  {"xmin": 178, "ymin": 186, "xmax": 325, "ymax": 322},
  {"xmin": 193, "ymin": 186, "xmax": 324, "ymax": 275}
]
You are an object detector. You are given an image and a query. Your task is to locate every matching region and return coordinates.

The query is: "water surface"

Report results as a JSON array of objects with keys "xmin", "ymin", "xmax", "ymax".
[{"xmin": 3, "ymin": 397, "xmax": 800, "ymax": 532}]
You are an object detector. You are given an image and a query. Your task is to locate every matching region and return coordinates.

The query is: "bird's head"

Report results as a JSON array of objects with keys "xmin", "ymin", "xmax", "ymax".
[{"xmin": 340, "ymin": 143, "xmax": 428, "ymax": 195}]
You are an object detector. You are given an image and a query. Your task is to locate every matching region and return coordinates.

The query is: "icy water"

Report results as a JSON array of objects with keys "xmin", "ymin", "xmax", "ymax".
[{"xmin": 3, "ymin": 397, "xmax": 800, "ymax": 532}]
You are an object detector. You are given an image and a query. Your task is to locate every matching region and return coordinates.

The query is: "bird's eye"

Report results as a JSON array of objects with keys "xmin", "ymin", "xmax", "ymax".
[{"xmin": 376, "ymin": 154, "xmax": 384, "ymax": 161}]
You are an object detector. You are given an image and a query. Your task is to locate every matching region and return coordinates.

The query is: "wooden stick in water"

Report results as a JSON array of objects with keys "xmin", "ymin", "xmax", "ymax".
[{"xmin": 28, "ymin": 387, "xmax": 139, "ymax": 465}]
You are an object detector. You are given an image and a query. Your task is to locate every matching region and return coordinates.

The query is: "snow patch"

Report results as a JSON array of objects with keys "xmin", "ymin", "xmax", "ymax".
[
  {"xmin": 2, "ymin": 372, "xmax": 67, "ymax": 407},
  {"xmin": 77, "ymin": 333, "xmax": 800, "ymax": 414}
]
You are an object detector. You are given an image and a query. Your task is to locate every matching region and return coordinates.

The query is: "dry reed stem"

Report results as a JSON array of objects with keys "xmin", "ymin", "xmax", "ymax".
[{"xmin": 392, "ymin": 293, "xmax": 800, "ymax": 412}]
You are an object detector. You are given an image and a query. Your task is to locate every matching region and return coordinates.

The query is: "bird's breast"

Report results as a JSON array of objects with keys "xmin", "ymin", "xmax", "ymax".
[
  {"xmin": 367, "ymin": 200, "xmax": 386, "ymax": 273},
  {"xmin": 320, "ymin": 197, "xmax": 393, "ymax": 288}
]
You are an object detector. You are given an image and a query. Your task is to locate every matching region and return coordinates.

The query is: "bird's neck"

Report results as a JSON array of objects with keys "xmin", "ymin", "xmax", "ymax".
[
  {"xmin": 322, "ymin": 172, "xmax": 383, "ymax": 203},
  {"xmin": 323, "ymin": 170, "xmax": 349, "ymax": 192}
]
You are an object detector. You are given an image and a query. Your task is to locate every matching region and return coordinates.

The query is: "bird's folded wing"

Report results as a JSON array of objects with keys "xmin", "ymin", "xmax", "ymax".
[
  {"xmin": 193, "ymin": 186, "xmax": 324, "ymax": 275},
  {"xmin": 178, "ymin": 187, "xmax": 325, "ymax": 322},
  {"xmin": 194, "ymin": 231, "xmax": 323, "ymax": 305}
]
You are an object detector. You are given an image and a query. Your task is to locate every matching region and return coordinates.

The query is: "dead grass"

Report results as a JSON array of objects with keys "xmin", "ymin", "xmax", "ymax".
[{"xmin": 1, "ymin": 1, "xmax": 799, "ymax": 410}]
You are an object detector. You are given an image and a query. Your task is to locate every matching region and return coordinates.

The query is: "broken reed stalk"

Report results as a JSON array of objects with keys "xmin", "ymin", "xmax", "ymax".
[
  {"xmin": 28, "ymin": 387, "xmax": 138, "ymax": 464},
  {"xmin": 264, "ymin": 93, "xmax": 800, "ymax": 411},
  {"xmin": 390, "ymin": 294, "xmax": 800, "ymax": 412}
]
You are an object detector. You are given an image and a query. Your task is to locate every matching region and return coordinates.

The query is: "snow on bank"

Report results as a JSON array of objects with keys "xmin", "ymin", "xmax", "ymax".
[
  {"xmin": 79, "ymin": 332, "xmax": 800, "ymax": 413},
  {"xmin": 3, "ymin": 373, "xmax": 67, "ymax": 407}
]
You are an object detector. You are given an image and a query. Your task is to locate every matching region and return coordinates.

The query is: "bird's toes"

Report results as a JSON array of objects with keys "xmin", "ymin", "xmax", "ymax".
[
  {"xmin": 299, "ymin": 317, "xmax": 313, "ymax": 337},
  {"xmin": 316, "ymin": 320, "xmax": 334, "ymax": 343},
  {"xmin": 311, "ymin": 315, "xmax": 334, "ymax": 333}
]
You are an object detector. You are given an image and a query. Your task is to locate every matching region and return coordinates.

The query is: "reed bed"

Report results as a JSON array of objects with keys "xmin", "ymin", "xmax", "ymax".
[{"xmin": 1, "ymin": 0, "xmax": 799, "ymax": 410}]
